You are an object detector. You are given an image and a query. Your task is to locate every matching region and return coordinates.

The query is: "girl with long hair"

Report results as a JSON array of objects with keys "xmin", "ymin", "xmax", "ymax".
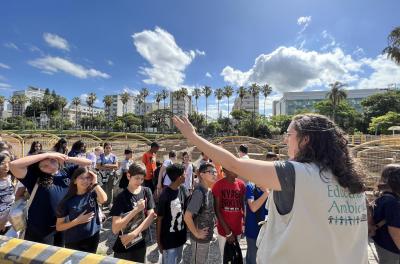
[
  {"xmin": 0, "ymin": 153, "xmax": 15, "ymax": 235},
  {"xmin": 173, "ymin": 114, "xmax": 367, "ymax": 264},
  {"xmin": 68, "ymin": 140, "xmax": 86, "ymax": 158},
  {"xmin": 56, "ymin": 167, "xmax": 107, "ymax": 253},
  {"xmin": 9, "ymin": 152, "xmax": 91, "ymax": 246},
  {"xmin": 52, "ymin": 138, "xmax": 68, "ymax": 155},
  {"xmin": 27, "ymin": 141, "xmax": 42, "ymax": 156}
]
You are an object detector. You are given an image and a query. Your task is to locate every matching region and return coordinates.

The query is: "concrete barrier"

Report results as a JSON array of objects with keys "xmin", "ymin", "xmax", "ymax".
[{"xmin": 0, "ymin": 235, "xmax": 135, "ymax": 264}]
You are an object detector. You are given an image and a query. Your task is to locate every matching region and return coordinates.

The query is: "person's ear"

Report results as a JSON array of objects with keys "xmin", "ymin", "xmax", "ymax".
[{"xmin": 299, "ymin": 135, "xmax": 310, "ymax": 148}]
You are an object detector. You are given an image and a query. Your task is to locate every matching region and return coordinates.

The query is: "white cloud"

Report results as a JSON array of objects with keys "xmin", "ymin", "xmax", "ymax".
[
  {"xmin": 4, "ymin": 42, "xmax": 19, "ymax": 50},
  {"xmin": 43, "ymin": 33, "xmax": 70, "ymax": 51},
  {"xmin": 357, "ymin": 54, "xmax": 400, "ymax": 89},
  {"xmin": 0, "ymin": 63, "xmax": 10, "ymax": 69},
  {"xmin": 195, "ymin": 49, "xmax": 206, "ymax": 56},
  {"xmin": 28, "ymin": 56, "xmax": 110, "ymax": 79},
  {"xmin": 353, "ymin": 47, "xmax": 365, "ymax": 57},
  {"xmin": 0, "ymin": 83, "xmax": 11, "ymax": 88},
  {"xmin": 205, "ymin": 72, "xmax": 212, "ymax": 78},
  {"xmin": 199, "ymin": 103, "xmax": 229, "ymax": 120},
  {"xmin": 132, "ymin": 27, "xmax": 202, "ymax": 91},
  {"xmin": 221, "ymin": 46, "xmax": 363, "ymax": 93},
  {"xmin": 122, "ymin": 86, "xmax": 140, "ymax": 96},
  {"xmin": 320, "ymin": 30, "xmax": 337, "ymax": 51},
  {"xmin": 297, "ymin": 16, "xmax": 312, "ymax": 34}
]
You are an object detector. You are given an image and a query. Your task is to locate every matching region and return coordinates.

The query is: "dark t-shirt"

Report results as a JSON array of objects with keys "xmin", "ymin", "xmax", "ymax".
[
  {"xmin": 273, "ymin": 161, "xmax": 296, "ymax": 215},
  {"xmin": 56, "ymin": 191, "xmax": 100, "ymax": 243},
  {"xmin": 110, "ymin": 187, "xmax": 155, "ymax": 253},
  {"xmin": 21, "ymin": 164, "xmax": 78, "ymax": 236},
  {"xmin": 157, "ymin": 186, "xmax": 187, "ymax": 249},
  {"xmin": 373, "ymin": 192, "xmax": 400, "ymax": 254}
]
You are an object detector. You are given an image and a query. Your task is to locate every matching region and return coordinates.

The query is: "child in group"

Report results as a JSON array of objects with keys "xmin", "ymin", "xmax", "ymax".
[
  {"xmin": 119, "ymin": 148, "xmax": 133, "ymax": 189},
  {"xmin": 110, "ymin": 163, "xmax": 155, "ymax": 262},
  {"xmin": 97, "ymin": 142, "xmax": 118, "ymax": 207},
  {"xmin": 0, "ymin": 153, "xmax": 15, "ymax": 236},
  {"xmin": 157, "ymin": 151, "xmax": 177, "ymax": 194},
  {"xmin": 156, "ymin": 164, "xmax": 188, "ymax": 264},
  {"xmin": 184, "ymin": 163, "xmax": 217, "ymax": 264},
  {"xmin": 212, "ymin": 168, "xmax": 246, "ymax": 259},
  {"xmin": 372, "ymin": 164, "xmax": 400, "ymax": 263},
  {"xmin": 182, "ymin": 152, "xmax": 195, "ymax": 193},
  {"xmin": 56, "ymin": 168, "xmax": 107, "ymax": 253}
]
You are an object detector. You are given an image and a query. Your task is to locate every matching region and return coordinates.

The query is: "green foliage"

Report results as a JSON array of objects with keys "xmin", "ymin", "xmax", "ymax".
[
  {"xmin": 361, "ymin": 90, "xmax": 400, "ymax": 123},
  {"xmin": 238, "ymin": 116, "xmax": 272, "ymax": 138},
  {"xmin": 204, "ymin": 122, "xmax": 222, "ymax": 137},
  {"xmin": 368, "ymin": 111, "xmax": 400, "ymax": 135},
  {"xmin": 267, "ymin": 115, "xmax": 293, "ymax": 134}
]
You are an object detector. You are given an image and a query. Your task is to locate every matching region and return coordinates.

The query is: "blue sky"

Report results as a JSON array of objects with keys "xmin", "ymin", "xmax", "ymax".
[{"xmin": 1, "ymin": 0, "xmax": 399, "ymax": 117}]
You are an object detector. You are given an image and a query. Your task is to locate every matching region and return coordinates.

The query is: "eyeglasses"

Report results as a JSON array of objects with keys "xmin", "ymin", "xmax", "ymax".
[{"xmin": 204, "ymin": 170, "xmax": 217, "ymax": 175}]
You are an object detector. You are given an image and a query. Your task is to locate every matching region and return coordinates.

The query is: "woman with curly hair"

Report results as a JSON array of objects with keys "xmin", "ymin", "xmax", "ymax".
[
  {"xmin": 9, "ymin": 152, "xmax": 91, "ymax": 246},
  {"xmin": 173, "ymin": 114, "xmax": 367, "ymax": 264}
]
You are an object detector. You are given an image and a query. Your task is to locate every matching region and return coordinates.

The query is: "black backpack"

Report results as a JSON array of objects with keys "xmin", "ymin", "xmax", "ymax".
[{"xmin": 223, "ymin": 238, "xmax": 243, "ymax": 264}]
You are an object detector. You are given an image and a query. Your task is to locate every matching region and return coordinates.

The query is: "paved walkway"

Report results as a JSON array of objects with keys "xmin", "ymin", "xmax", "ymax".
[{"xmin": 97, "ymin": 216, "xmax": 379, "ymax": 263}]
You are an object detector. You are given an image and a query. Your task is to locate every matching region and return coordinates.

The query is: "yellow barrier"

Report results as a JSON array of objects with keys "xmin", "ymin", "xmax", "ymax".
[{"xmin": 0, "ymin": 236, "xmax": 135, "ymax": 264}]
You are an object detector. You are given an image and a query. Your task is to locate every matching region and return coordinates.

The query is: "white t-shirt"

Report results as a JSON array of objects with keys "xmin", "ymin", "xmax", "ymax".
[
  {"xmin": 120, "ymin": 159, "xmax": 133, "ymax": 174},
  {"xmin": 183, "ymin": 163, "xmax": 194, "ymax": 190},
  {"xmin": 162, "ymin": 159, "xmax": 173, "ymax": 186}
]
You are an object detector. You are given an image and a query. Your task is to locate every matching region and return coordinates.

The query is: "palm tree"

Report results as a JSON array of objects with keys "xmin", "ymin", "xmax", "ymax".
[
  {"xmin": 161, "ymin": 89, "xmax": 169, "ymax": 133},
  {"xmin": 214, "ymin": 88, "xmax": 224, "ymax": 118},
  {"xmin": 58, "ymin": 96, "xmax": 68, "ymax": 130},
  {"xmin": 223, "ymin": 85, "xmax": 234, "ymax": 117},
  {"xmin": 177, "ymin": 87, "xmax": 188, "ymax": 115},
  {"xmin": 248, "ymin": 83, "xmax": 260, "ymax": 137},
  {"xmin": 103, "ymin": 95, "xmax": 113, "ymax": 130},
  {"xmin": 137, "ymin": 94, "xmax": 144, "ymax": 132},
  {"xmin": 192, "ymin": 88, "xmax": 202, "ymax": 113},
  {"xmin": 326, "ymin": 81, "xmax": 347, "ymax": 123},
  {"xmin": 261, "ymin": 84, "xmax": 273, "ymax": 117},
  {"xmin": 155, "ymin": 92, "xmax": 162, "ymax": 111},
  {"xmin": 15, "ymin": 94, "xmax": 29, "ymax": 130},
  {"xmin": 42, "ymin": 94, "xmax": 53, "ymax": 129},
  {"xmin": 120, "ymin": 92, "xmax": 130, "ymax": 115},
  {"xmin": 383, "ymin": 26, "xmax": 400, "ymax": 65},
  {"xmin": 0, "ymin": 96, "xmax": 4, "ymax": 130},
  {"xmin": 203, "ymin": 86, "xmax": 212, "ymax": 124},
  {"xmin": 237, "ymin": 86, "xmax": 247, "ymax": 110},
  {"xmin": 86, "ymin": 92, "xmax": 97, "ymax": 130},
  {"xmin": 72, "ymin": 97, "xmax": 81, "ymax": 129},
  {"xmin": 140, "ymin": 88, "xmax": 149, "ymax": 132}
]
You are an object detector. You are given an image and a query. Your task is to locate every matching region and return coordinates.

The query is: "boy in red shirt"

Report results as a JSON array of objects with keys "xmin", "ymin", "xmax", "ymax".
[
  {"xmin": 212, "ymin": 168, "xmax": 245, "ymax": 259},
  {"xmin": 141, "ymin": 142, "xmax": 159, "ymax": 193}
]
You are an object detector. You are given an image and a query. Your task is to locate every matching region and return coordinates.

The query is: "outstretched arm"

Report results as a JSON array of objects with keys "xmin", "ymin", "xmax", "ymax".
[{"xmin": 173, "ymin": 116, "xmax": 281, "ymax": 190}]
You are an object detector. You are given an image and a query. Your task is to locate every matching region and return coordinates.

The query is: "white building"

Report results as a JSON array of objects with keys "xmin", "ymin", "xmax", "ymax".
[
  {"xmin": 12, "ymin": 87, "xmax": 46, "ymax": 116},
  {"xmin": 65, "ymin": 104, "xmax": 104, "ymax": 123},
  {"xmin": 170, "ymin": 92, "xmax": 192, "ymax": 116},
  {"xmin": 273, "ymin": 88, "xmax": 388, "ymax": 115},
  {"xmin": 232, "ymin": 92, "xmax": 259, "ymax": 113},
  {"xmin": 0, "ymin": 102, "xmax": 11, "ymax": 119},
  {"xmin": 108, "ymin": 94, "xmax": 136, "ymax": 117}
]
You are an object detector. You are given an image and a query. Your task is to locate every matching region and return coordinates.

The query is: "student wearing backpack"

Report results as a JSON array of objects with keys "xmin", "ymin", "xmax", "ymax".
[
  {"xmin": 173, "ymin": 114, "xmax": 368, "ymax": 264},
  {"xmin": 156, "ymin": 164, "xmax": 188, "ymax": 264},
  {"xmin": 372, "ymin": 164, "xmax": 400, "ymax": 263},
  {"xmin": 184, "ymin": 163, "xmax": 217, "ymax": 264},
  {"xmin": 56, "ymin": 167, "xmax": 107, "ymax": 253}
]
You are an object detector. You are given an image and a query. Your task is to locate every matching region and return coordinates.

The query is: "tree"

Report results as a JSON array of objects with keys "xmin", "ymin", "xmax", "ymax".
[
  {"xmin": 155, "ymin": 92, "xmax": 162, "ymax": 111},
  {"xmin": 268, "ymin": 114, "xmax": 293, "ymax": 134},
  {"xmin": 120, "ymin": 92, "xmax": 130, "ymax": 116},
  {"xmin": 188, "ymin": 112, "xmax": 206, "ymax": 132},
  {"xmin": 383, "ymin": 26, "xmax": 400, "ymax": 65},
  {"xmin": 175, "ymin": 87, "xmax": 188, "ymax": 115},
  {"xmin": 223, "ymin": 85, "xmax": 234, "ymax": 117},
  {"xmin": 214, "ymin": 88, "xmax": 224, "ymax": 118},
  {"xmin": 103, "ymin": 95, "xmax": 113, "ymax": 130},
  {"xmin": 57, "ymin": 96, "xmax": 68, "ymax": 130},
  {"xmin": 136, "ymin": 94, "xmax": 144, "ymax": 131},
  {"xmin": 368, "ymin": 111, "xmax": 400, "ymax": 135},
  {"xmin": 42, "ymin": 94, "xmax": 54, "ymax": 129},
  {"xmin": 315, "ymin": 100, "xmax": 361, "ymax": 133},
  {"xmin": 140, "ymin": 88, "xmax": 149, "ymax": 132},
  {"xmin": 248, "ymin": 83, "xmax": 260, "ymax": 137},
  {"xmin": 86, "ymin": 92, "xmax": 97, "ymax": 130},
  {"xmin": 361, "ymin": 90, "xmax": 400, "ymax": 125},
  {"xmin": 71, "ymin": 97, "xmax": 81, "ymax": 129},
  {"xmin": 261, "ymin": 84, "xmax": 272, "ymax": 117},
  {"xmin": 192, "ymin": 88, "xmax": 202, "ymax": 113},
  {"xmin": 28, "ymin": 97, "xmax": 42, "ymax": 130},
  {"xmin": 237, "ymin": 86, "xmax": 247, "ymax": 110},
  {"xmin": 161, "ymin": 89, "xmax": 169, "ymax": 134},
  {"xmin": 203, "ymin": 86, "xmax": 212, "ymax": 124},
  {"xmin": 326, "ymin": 81, "xmax": 347, "ymax": 123}
]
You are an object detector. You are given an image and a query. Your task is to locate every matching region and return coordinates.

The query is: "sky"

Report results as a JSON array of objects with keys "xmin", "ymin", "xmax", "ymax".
[{"xmin": 0, "ymin": 0, "xmax": 399, "ymax": 118}]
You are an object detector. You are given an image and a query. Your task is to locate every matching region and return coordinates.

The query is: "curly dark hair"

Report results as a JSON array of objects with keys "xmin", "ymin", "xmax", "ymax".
[{"xmin": 292, "ymin": 113, "xmax": 365, "ymax": 194}]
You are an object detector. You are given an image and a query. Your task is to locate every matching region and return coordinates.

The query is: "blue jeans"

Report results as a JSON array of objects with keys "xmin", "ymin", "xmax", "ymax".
[
  {"xmin": 246, "ymin": 237, "xmax": 257, "ymax": 264},
  {"xmin": 162, "ymin": 245, "xmax": 183, "ymax": 264}
]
